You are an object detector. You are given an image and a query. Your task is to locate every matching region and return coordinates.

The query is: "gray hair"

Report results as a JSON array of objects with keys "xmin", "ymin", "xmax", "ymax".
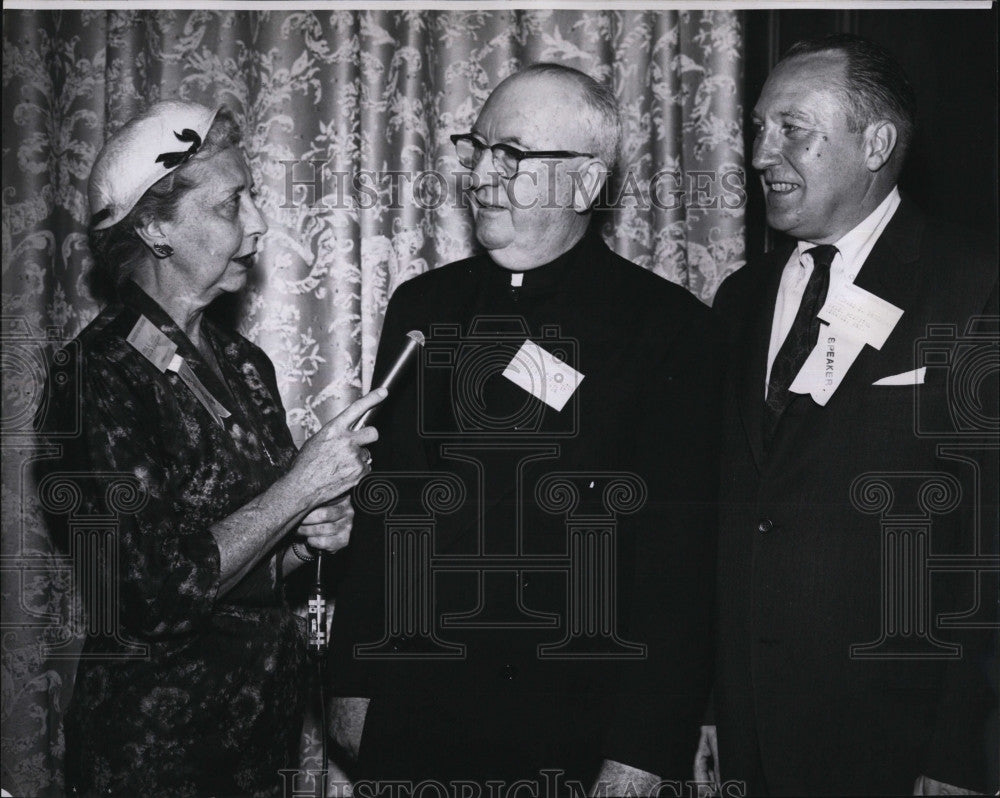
[
  {"xmin": 87, "ymin": 107, "xmax": 242, "ymax": 299},
  {"xmin": 517, "ymin": 62, "xmax": 623, "ymax": 168},
  {"xmin": 780, "ymin": 34, "xmax": 917, "ymax": 165}
]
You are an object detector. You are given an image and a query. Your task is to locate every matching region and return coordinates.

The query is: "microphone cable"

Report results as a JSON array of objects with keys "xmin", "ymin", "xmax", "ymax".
[{"xmin": 306, "ymin": 330, "xmax": 425, "ymax": 790}]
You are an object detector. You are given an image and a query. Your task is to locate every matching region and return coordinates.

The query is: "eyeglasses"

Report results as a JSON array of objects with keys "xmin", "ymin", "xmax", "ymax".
[{"xmin": 450, "ymin": 133, "xmax": 594, "ymax": 179}]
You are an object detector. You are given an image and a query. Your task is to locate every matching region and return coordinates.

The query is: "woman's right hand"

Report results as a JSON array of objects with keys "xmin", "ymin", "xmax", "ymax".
[{"xmin": 288, "ymin": 387, "xmax": 387, "ymax": 511}]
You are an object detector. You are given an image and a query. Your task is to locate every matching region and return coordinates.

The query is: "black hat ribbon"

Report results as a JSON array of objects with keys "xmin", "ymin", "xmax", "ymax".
[{"xmin": 155, "ymin": 128, "xmax": 203, "ymax": 169}]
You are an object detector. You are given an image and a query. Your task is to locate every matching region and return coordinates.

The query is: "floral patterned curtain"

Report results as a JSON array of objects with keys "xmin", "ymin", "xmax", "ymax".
[{"xmin": 1, "ymin": 9, "xmax": 744, "ymax": 796}]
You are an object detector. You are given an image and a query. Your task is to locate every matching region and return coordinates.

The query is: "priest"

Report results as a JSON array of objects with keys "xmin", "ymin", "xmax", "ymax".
[{"xmin": 329, "ymin": 62, "xmax": 722, "ymax": 796}]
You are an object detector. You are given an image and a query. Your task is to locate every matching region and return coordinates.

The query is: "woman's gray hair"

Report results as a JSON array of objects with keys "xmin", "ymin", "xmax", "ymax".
[{"xmin": 87, "ymin": 107, "xmax": 242, "ymax": 299}]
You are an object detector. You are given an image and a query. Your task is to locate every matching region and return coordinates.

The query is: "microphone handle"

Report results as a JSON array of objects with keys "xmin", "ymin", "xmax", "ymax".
[
  {"xmin": 312, "ymin": 331, "xmax": 424, "ymax": 653},
  {"xmin": 352, "ymin": 336, "xmax": 422, "ymax": 430}
]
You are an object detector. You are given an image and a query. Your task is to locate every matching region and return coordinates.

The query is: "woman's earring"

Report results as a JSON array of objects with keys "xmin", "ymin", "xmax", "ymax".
[{"xmin": 152, "ymin": 243, "xmax": 174, "ymax": 258}]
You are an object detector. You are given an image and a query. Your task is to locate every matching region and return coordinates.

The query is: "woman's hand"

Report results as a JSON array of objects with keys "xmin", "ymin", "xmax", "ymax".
[
  {"xmin": 288, "ymin": 388, "xmax": 387, "ymax": 511},
  {"xmin": 297, "ymin": 496, "xmax": 354, "ymax": 553},
  {"xmin": 212, "ymin": 388, "xmax": 387, "ymax": 593}
]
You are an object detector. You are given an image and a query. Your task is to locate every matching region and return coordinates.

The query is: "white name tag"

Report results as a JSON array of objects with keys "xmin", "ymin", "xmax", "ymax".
[
  {"xmin": 789, "ymin": 330, "xmax": 866, "ymax": 405},
  {"xmin": 167, "ymin": 354, "xmax": 231, "ymax": 426},
  {"xmin": 127, "ymin": 316, "xmax": 230, "ymax": 426},
  {"xmin": 126, "ymin": 315, "xmax": 177, "ymax": 372},
  {"xmin": 818, "ymin": 282, "xmax": 903, "ymax": 350},
  {"xmin": 790, "ymin": 283, "xmax": 904, "ymax": 405},
  {"xmin": 502, "ymin": 339, "xmax": 583, "ymax": 412}
]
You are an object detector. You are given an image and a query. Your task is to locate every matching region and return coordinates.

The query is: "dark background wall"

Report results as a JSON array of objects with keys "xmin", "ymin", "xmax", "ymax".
[{"xmin": 743, "ymin": 8, "xmax": 998, "ymax": 260}]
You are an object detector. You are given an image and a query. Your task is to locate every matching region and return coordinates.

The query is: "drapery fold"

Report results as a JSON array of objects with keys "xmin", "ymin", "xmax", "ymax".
[{"xmin": 2, "ymin": 10, "xmax": 743, "ymax": 796}]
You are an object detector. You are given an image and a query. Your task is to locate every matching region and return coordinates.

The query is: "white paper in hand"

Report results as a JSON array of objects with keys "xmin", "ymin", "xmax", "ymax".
[{"xmin": 502, "ymin": 339, "xmax": 583, "ymax": 412}]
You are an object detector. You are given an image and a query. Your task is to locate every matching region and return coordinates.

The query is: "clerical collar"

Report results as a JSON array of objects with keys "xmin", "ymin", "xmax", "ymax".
[{"xmin": 488, "ymin": 231, "xmax": 591, "ymax": 294}]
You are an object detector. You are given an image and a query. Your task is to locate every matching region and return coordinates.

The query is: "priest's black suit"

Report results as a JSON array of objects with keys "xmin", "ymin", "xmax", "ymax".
[
  {"xmin": 712, "ymin": 198, "xmax": 998, "ymax": 796},
  {"xmin": 330, "ymin": 230, "xmax": 722, "ymax": 786}
]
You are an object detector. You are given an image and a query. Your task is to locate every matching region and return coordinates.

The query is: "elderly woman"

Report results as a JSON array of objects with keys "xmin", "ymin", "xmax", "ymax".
[{"xmin": 37, "ymin": 101, "xmax": 382, "ymax": 797}]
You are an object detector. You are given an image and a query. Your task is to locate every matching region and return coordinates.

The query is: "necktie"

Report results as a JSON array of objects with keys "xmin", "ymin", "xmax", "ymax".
[{"xmin": 764, "ymin": 244, "xmax": 838, "ymax": 439}]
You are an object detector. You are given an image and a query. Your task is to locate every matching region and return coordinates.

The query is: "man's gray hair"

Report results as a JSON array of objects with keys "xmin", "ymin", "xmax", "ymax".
[
  {"xmin": 780, "ymin": 34, "xmax": 917, "ymax": 165},
  {"xmin": 518, "ymin": 62, "xmax": 623, "ymax": 168}
]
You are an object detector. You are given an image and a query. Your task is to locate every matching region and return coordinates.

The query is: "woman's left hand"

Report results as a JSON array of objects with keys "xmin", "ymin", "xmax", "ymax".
[{"xmin": 297, "ymin": 496, "xmax": 354, "ymax": 553}]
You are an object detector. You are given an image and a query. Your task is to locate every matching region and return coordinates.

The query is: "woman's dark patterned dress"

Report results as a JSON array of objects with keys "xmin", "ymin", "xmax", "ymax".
[{"xmin": 38, "ymin": 282, "xmax": 308, "ymax": 797}]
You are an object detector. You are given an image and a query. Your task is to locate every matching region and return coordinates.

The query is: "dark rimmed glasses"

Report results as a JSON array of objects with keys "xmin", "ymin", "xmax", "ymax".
[{"xmin": 450, "ymin": 133, "xmax": 594, "ymax": 179}]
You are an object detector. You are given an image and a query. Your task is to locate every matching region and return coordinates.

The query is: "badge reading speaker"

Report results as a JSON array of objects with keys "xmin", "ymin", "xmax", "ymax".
[
  {"xmin": 502, "ymin": 339, "xmax": 583, "ymax": 412},
  {"xmin": 789, "ymin": 282, "xmax": 904, "ymax": 405}
]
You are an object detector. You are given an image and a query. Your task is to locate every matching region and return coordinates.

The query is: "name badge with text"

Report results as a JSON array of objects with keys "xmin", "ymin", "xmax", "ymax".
[
  {"xmin": 789, "ymin": 330, "xmax": 866, "ymax": 406},
  {"xmin": 818, "ymin": 282, "xmax": 903, "ymax": 349},
  {"xmin": 790, "ymin": 283, "xmax": 904, "ymax": 405},
  {"xmin": 126, "ymin": 315, "xmax": 177, "ymax": 372},
  {"xmin": 127, "ymin": 316, "xmax": 230, "ymax": 426},
  {"xmin": 502, "ymin": 339, "xmax": 583, "ymax": 412}
]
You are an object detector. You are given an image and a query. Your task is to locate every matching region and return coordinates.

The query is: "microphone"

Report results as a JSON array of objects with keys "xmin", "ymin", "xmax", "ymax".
[
  {"xmin": 308, "ymin": 330, "xmax": 425, "ymax": 655},
  {"xmin": 353, "ymin": 329, "xmax": 425, "ymax": 430}
]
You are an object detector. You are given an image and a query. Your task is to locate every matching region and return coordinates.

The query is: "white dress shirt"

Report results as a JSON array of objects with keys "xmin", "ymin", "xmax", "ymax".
[{"xmin": 764, "ymin": 187, "xmax": 902, "ymax": 394}]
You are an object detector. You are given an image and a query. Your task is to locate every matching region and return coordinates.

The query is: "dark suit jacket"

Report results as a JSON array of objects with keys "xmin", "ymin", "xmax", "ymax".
[
  {"xmin": 713, "ymin": 198, "xmax": 998, "ymax": 796},
  {"xmin": 330, "ymin": 231, "xmax": 722, "ymax": 784}
]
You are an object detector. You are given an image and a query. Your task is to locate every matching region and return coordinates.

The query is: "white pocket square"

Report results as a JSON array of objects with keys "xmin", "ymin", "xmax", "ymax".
[{"xmin": 873, "ymin": 367, "xmax": 926, "ymax": 386}]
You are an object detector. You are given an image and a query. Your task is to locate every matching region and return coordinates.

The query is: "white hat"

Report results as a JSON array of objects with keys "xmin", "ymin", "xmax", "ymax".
[{"xmin": 88, "ymin": 100, "xmax": 221, "ymax": 231}]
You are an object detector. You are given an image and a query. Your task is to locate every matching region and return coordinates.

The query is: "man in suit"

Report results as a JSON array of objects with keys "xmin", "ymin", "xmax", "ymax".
[
  {"xmin": 328, "ymin": 63, "xmax": 722, "ymax": 794},
  {"xmin": 699, "ymin": 34, "xmax": 998, "ymax": 796}
]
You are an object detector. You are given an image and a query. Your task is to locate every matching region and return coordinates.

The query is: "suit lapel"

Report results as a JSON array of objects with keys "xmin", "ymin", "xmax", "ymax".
[
  {"xmin": 417, "ymin": 259, "xmax": 486, "ymax": 474},
  {"xmin": 768, "ymin": 199, "xmax": 927, "ymax": 458},
  {"xmin": 833, "ymin": 199, "xmax": 925, "ymax": 395},
  {"xmin": 415, "ymin": 257, "xmax": 518, "ymax": 552},
  {"xmin": 852, "ymin": 198, "xmax": 923, "ymax": 312}
]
